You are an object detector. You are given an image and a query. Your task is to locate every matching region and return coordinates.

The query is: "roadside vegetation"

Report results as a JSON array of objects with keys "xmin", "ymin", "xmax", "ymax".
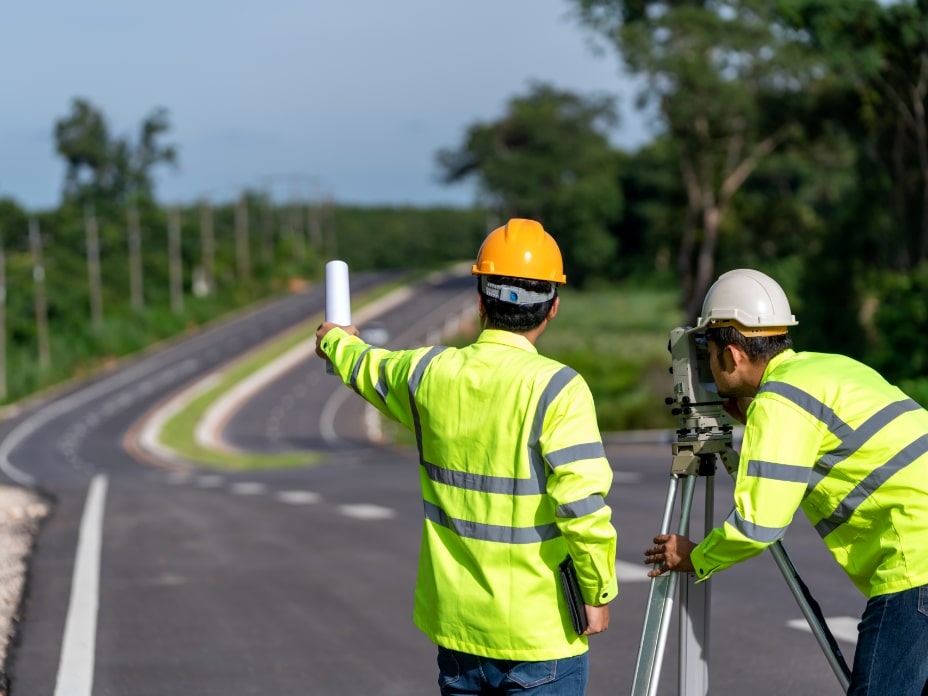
[{"xmin": 3, "ymin": 0, "xmax": 928, "ymax": 423}]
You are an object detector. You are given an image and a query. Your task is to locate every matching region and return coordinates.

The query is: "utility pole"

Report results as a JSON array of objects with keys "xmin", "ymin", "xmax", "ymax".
[
  {"xmin": 168, "ymin": 206, "xmax": 184, "ymax": 315},
  {"xmin": 0, "ymin": 241, "xmax": 6, "ymax": 402},
  {"xmin": 199, "ymin": 199, "xmax": 215, "ymax": 296},
  {"xmin": 260, "ymin": 188, "xmax": 274, "ymax": 267},
  {"xmin": 127, "ymin": 204, "xmax": 144, "ymax": 311},
  {"xmin": 289, "ymin": 176, "xmax": 305, "ymax": 262},
  {"xmin": 324, "ymin": 194, "xmax": 337, "ymax": 258},
  {"xmin": 84, "ymin": 205, "xmax": 104, "ymax": 333},
  {"xmin": 235, "ymin": 193, "xmax": 251, "ymax": 283},
  {"xmin": 29, "ymin": 219, "xmax": 50, "ymax": 370}
]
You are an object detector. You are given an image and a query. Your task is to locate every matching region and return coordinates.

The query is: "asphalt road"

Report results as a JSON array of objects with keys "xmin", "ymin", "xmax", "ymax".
[{"xmin": 1, "ymin": 270, "xmax": 862, "ymax": 695}]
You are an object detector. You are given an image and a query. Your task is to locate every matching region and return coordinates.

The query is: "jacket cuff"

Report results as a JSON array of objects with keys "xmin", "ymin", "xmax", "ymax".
[{"xmin": 585, "ymin": 577, "xmax": 618, "ymax": 606}]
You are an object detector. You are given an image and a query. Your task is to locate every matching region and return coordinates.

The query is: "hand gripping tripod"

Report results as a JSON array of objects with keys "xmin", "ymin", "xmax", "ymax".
[{"xmin": 629, "ymin": 328, "xmax": 853, "ymax": 696}]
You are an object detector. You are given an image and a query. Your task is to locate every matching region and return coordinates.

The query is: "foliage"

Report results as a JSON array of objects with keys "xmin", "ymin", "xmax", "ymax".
[
  {"xmin": 536, "ymin": 286, "xmax": 682, "ymax": 431},
  {"xmin": 325, "ymin": 205, "xmax": 489, "ymax": 271},
  {"xmin": 435, "ymin": 82, "xmax": 624, "ymax": 285},
  {"xmin": 0, "ymin": 193, "xmax": 486, "ymax": 405},
  {"xmin": 866, "ymin": 264, "xmax": 928, "ymax": 387},
  {"xmin": 572, "ymin": 0, "xmax": 829, "ymax": 321},
  {"xmin": 54, "ymin": 97, "xmax": 177, "ymax": 206}
]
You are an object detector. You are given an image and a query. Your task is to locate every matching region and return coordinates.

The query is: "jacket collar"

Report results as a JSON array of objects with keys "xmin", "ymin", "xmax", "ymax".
[
  {"xmin": 761, "ymin": 348, "xmax": 796, "ymax": 384},
  {"xmin": 476, "ymin": 329, "xmax": 538, "ymax": 354}
]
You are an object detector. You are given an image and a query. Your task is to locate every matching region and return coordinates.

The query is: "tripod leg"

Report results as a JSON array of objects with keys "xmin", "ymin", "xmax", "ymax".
[
  {"xmin": 631, "ymin": 475, "xmax": 698, "ymax": 696},
  {"xmin": 678, "ymin": 473, "xmax": 713, "ymax": 695},
  {"xmin": 768, "ymin": 541, "xmax": 852, "ymax": 691}
]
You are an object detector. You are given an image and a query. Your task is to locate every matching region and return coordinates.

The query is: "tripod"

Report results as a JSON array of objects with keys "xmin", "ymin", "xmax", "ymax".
[{"xmin": 629, "ymin": 420, "xmax": 854, "ymax": 696}]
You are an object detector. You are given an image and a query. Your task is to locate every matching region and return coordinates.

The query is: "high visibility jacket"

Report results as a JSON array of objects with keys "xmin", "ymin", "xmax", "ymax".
[
  {"xmin": 320, "ymin": 327, "xmax": 618, "ymax": 660},
  {"xmin": 691, "ymin": 349, "xmax": 928, "ymax": 598}
]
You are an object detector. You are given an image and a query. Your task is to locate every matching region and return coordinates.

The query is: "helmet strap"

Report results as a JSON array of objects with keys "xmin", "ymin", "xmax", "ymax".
[{"xmin": 479, "ymin": 276, "xmax": 555, "ymax": 305}]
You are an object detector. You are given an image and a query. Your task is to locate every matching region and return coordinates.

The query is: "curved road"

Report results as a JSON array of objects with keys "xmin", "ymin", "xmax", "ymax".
[{"xmin": 1, "ymin": 270, "xmax": 861, "ymax": 695}]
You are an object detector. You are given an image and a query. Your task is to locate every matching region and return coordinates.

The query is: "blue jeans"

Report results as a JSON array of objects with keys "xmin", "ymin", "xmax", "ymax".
[
  {"xmin": 436, "ymin": 646, "xmax": 588, "ymax": 695},
  {"xmin": 848, "ymin": 584, "xmax": 928, "ymax": 696}
]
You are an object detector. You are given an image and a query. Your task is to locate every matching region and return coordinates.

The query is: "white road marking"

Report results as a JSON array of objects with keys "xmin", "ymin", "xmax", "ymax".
[
  {"xmin": 617, "ymin": 559, "xmax": 652, "ymax": 582},
  {"xmin": 277, "ymin": 490, "xmax": 322, "ymax": 505},
  {"xmin": 787, "ymin": 616, "xmax": 859, "ymax": 645},
  {"xmin": 54, "ymin": 474, "xmax": 107, "ymax": 696},
  {"xmin": 613, "ymin": 471, "xmax": 643, "ymax": 484},
  {"xmin": 229, "ymin": 482, "xmax": 267, "ymax": 495},
  {"xmin": 338, "ymin": 503, "xmax": 396, "ymax": 520},
  {"xmin": 195, "ymin": 475, "xmax": 225, "ymax": 488}
]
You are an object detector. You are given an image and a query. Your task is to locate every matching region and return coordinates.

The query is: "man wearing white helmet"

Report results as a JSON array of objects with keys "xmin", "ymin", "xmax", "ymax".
[{"xmin": 643, "ymin": 268, "xmax": 928, "ymax": 696}]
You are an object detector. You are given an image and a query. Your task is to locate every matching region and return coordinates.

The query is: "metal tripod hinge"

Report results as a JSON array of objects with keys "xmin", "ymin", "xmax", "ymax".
[{"xmin": 630, "ymin": 428, "xmax": 852, "ymax": 696}]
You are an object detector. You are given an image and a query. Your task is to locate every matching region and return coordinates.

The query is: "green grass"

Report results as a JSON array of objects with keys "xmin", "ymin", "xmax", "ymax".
[
  {"xmin": 158, "ymin": 279, "xmax": 683, "ymax": 469},
  {"xmin": 537, "ymin": 286, "xmax": 684, "ymax": 431}
]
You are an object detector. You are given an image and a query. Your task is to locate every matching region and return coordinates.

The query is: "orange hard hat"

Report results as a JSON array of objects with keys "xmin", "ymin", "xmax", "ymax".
[{"xmin": 471, "ymin": 219, "xmax": 566, "ymax": 284}]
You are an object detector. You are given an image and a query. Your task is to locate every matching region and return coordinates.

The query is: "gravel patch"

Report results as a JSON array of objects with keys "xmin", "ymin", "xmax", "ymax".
[{"xmin": 0, "ymin": 485, "xmax": 49, "ymax": 695}]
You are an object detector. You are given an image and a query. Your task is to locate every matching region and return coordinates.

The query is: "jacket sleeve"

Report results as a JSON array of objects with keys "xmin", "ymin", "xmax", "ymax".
[
  {"xmin": 540, "ymin": 373, "xmax": 618, "ymax": 606},
  {"xmin": 318, "ymin": 326, "xmax": 423, "ymax": 430},
  {"xmin": 690, "ymin": 394, "xmax": 822, "ymax": 580}
]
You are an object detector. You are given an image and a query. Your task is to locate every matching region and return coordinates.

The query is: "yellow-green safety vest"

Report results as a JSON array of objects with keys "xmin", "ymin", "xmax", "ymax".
[
  {"xmin": 691, "ymin": 349, "xmax": 928, "ymax": 598},
  {"xmin": 320, "ymin": 327, "xmax": 618, "ymax": 660}
]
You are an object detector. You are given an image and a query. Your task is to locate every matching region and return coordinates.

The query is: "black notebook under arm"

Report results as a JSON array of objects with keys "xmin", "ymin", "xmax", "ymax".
[{"xmin": 559, "ymin": 555, "xmax": 589, "ymax": 635}]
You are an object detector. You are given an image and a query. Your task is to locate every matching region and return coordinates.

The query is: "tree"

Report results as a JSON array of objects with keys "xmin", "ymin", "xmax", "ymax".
[
  {"xmin": 785, "ymin": 1, "xmax": 928, "ymax": 270},
  {"xmin": 572, "ymin": 0, "xmax": 827, "ymax": 320},
  {"xmin": 54, "ymin": 98, "xmax": 177, "ymax": 205},
  {"xmin": 436, "ymin": 82, "xmax": 624, "ymax": 285}
]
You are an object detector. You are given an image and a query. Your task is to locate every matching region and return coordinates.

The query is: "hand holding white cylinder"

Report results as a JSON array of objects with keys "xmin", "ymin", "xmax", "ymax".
[
  {"xmin": 324, "ymin": 260, "xmax": 351, "ymax": 373},
  {"xmin": 325, "ymin": 260, "xmax": 351, "ymax": 325}
]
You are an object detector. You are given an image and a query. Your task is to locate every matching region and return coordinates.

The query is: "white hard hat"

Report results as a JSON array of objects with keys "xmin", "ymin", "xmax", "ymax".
[{"xmin": 696, "ymin": 269, "xmax": 797, "ymax": 336}]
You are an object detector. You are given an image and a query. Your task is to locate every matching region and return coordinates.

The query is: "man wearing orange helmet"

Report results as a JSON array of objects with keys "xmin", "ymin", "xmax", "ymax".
[{"xmin": 316, "ymin": 219, "xmax": 618, "ymax": 695}]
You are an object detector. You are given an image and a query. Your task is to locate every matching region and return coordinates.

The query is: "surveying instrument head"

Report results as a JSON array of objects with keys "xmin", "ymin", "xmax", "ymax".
[{"xmin": 667, "ymin": 326, "xmax": 734, "ymax": 443}]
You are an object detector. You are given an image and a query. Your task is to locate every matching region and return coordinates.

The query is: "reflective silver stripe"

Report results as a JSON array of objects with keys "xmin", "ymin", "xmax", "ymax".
[
  {"xmin": 815, "ymin": 433, "xmax": 928, "ymax": 538},
  {"xmin": 758, "ymin": 382, "xmax": 853, "ymax": 441},
  {"xmin": 529, "ymin": 366, "xmax": 578, "ymax": 471},
  {"xmin": 374, "ymin": 360, "xmax": 389, "ymax": 403},
  {"xmin": 725, "ymin": 508, "xmax": 786, "ymax": 543},
  {"xmin": 557, "ymin": 495, "xmax": 606, "ymax": 519},
  {"xmin": 349, "ymin": 346, "xmax": 374, "ymax": 394},
  {"xmin": 419, "ymin": 365, "xmax": 578, "ymax": 496},
  {"xmin": 817, "ymin": 399, "xmax": 923, "ymax": 470},
  {"xmin": 424, "ymin": 501, "xmax": 561, "ymax": 544},
  {"xmin": 422, "ymin": 460, "xmax": 543, "ymax": 495},
  {"xmin": 746, "ymin": 459, "xmax": 810, "ymax": 484},
  {"xmin": 408, "ymin": 347, "xmax": 448, "ymax": 461},
  {"xmin": 545, "ymin": 442, "xmax": 606, "ymax": 468}
]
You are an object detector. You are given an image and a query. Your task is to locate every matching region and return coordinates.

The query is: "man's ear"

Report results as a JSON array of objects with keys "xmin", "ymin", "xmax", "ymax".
[
  {"xmin": 725, "ymin": 343, "xmax": 750, "ymax": 371},
  {"xmin": 546, "ymin": 296, "xmax": 560, "ymax": 322}
]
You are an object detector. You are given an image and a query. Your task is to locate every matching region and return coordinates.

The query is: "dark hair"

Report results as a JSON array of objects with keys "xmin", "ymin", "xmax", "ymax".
[
  {"xmin": 706, "ymin": 326, "xmax": 792, "ymax": 363},
  {"xmin": 478, "ymin": 275, "xmax": 557, "ymax": 332}
]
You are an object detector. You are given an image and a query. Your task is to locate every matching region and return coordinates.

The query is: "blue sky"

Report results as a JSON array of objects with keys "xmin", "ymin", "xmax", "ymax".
[{"xmin": 1, "ymin": 1, "xmax": 653, "ymax": 210}]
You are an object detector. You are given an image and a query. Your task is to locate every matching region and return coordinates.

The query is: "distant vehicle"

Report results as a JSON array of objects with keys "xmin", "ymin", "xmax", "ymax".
[{"xmin": 360, "ymin": 321, "xmax": 390, "ymax": 346}]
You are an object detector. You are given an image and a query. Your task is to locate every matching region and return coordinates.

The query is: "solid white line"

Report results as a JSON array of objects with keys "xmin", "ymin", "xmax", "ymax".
[{"xmin": 54, "ymin": 474, "xmax": 108, "ymax": 696}]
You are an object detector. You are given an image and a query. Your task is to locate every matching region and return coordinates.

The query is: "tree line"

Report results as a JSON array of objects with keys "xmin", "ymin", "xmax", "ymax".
[
  {"xmin": 436, "ymin": 0, "xmax": 928, "ymax": 402},
  {"xmin": 2, "ymin": 0, "xmax": 927, "ymax": 407}
]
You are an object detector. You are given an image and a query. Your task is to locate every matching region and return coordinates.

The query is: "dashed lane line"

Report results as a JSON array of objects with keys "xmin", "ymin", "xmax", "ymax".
[
  {"xmin": 787, "ymin": 615, "xmax": 858, "ymax": 645},
  {"xmin": 337, "ymin": 503, "xmax": 397, "ymax": 520}
]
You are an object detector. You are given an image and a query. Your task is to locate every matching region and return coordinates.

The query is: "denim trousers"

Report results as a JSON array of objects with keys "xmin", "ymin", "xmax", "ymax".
[
  {"xmin": 436, "ymin": 646, "xmax": 589, "ymax": 695},
  {"xmin": 848, "ymin": 584, "xmax": 928, "ymax": 696}
]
